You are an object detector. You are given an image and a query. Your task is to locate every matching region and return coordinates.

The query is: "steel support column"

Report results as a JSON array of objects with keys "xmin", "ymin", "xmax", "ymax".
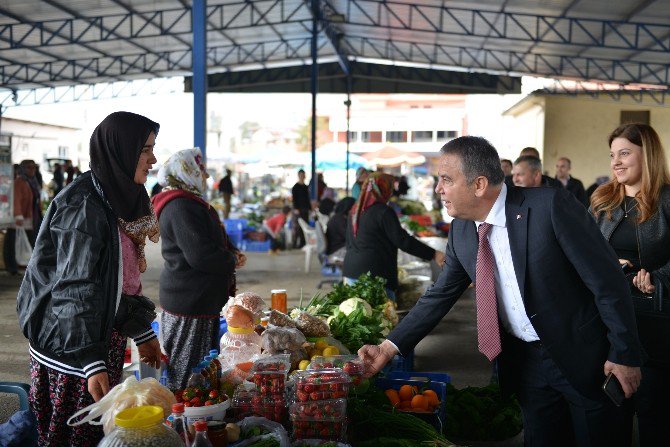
[
  {"xmin": 310, "ymin": 0, "xmax": 318, "ymax": 203},
  {"xmin": 345, "ymin": 74, "xmax": 351, "ymax": 195},
  {"xmin": 192, "ymin": 0, "xmax": 207, "ymax": 160}
]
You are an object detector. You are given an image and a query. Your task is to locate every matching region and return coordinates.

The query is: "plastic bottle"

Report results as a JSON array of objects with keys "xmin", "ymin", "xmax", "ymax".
[
  {"xmin": 98, "ymin": 405, "xmax": 183, "ymax": 447},
  {"xmin": 191, "ymin": 420, "xmax": 213, "ymax": 447},
  {"xmin": 198, "ymin": 361, "xmax": 212, "ymax": 389},
  {"xmin": 208, "ymin": 350, "xmax": 222, "ymax": 379},
  {"xmin": 170, "ymin": 403, "xmax": 191, "ymax": 447},
  {"xmin": 204, "ymin": 356, "xmax": 219, "ymax": 390},
  {"xmin": 187, "ymin": 367, "xmax": 206, "ymax": 388}
]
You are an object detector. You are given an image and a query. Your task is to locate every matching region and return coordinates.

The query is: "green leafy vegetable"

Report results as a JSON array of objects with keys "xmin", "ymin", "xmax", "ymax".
[
  {"xmin": 328, "ymin": 307, "xmax": 384, "ymax": 352},
  {"xmin": 443, "ymin": 383, "xmax": 522, "ymax": 441}
]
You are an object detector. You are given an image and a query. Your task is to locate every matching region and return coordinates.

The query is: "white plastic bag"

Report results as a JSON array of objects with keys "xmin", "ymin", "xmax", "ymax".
[
  {"xmin": 15, "ymin": 227, "xmax": 32, "ymax": 266},
  {"xmin": 235, "ymin": 416, "xmax": 291, "ymax": 447},
  {"xmin": 67, "ymin": 376, "xmax": 176, "ymax": 434}
]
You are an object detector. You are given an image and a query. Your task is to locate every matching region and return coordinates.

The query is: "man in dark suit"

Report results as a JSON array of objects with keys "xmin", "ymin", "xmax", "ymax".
[
  {"xmin": 555, "ymin": 156, "xmax": 588, "ymax": 206},
  {"xmin": 359, "ymin": 136, "xmax": 643, "ymax": 446},
  {"xmin": 504, "ymin": 147, "xmax": 563, "ymax": 189}
]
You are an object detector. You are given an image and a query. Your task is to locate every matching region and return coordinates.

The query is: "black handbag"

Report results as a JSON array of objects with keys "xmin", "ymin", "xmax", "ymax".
[
  {"xmin": 627, "ymin": 274, "xmax": 670, "ymax": 365},
  {"xmin": 114, "ymin": 294, "xmax": 157, "ymax": 339}
]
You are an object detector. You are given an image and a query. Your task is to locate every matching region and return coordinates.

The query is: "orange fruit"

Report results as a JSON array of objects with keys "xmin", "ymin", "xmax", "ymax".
[
  {"xmin": 410, "ymin": 394, "xmax": 429, "ymax": 411},
  {"xmin": 397, "ymin": 401, "xmax": 412, "ymax": 410},
  {"xmin": 398, "ymin": 385, "xmax": 415, "ymax": 401},
  {"xmin": 422, "ymin": 390, "xmax": 439, "ymax": 408},
  {"xmin": 384, "ymin": 389, "xmax": 400, "ymax": 407}
]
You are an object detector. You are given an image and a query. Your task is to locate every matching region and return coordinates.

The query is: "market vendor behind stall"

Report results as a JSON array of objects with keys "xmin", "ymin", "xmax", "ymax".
[
  {"xmin": 151, "ymin": 148, "xmax": 246, "ymax": 390},
  {"xmin": 343, "ymin": 172, "xmax": 445, "ymax": 300}
]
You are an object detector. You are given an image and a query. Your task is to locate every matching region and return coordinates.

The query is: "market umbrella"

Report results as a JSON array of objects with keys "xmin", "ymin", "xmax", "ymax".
[
  {"xmin": 314, "ymin": 146, "xmax": 369, "ymax": 170},
  {"xmin": 362, "ymin": 146, "xmax": 426, "ymax": 167}
]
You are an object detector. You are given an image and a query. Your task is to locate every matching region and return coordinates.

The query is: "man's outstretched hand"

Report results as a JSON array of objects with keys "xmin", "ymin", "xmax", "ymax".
[{"xmin": 358, "ymin": 340, "xmax": 399, "ymax": 378}]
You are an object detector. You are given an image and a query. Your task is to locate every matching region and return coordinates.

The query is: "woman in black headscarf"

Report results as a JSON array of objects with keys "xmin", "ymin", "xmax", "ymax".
[{"xmin": 17, "ymin": 112, "xmax": 163, "ymax": 447}]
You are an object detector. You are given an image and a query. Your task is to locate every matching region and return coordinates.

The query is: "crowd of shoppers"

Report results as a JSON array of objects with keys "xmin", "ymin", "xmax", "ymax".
[{"xmin": 7, "ymin": 111, "xmax": 670, "ymax": 447}]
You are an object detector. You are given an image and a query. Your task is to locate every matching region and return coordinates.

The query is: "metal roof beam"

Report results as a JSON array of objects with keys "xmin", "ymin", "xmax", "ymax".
[
  {"xmin": 315, "ymin": 1, "xmax": 351, "ymax": 74},
  {"xmin": 0, "ymin": 77, "xmax": 182, "ymax": 107},
  {"xmin": 0, "ymin": 38, "xmax": 327, "ymax": 88},
  {"xmin": 339, "ymin": 0, "xmax": 670, "ymax": 53},
  {"xmin": 344, "ymin": 36, "xmax": 670, "ymax": 85},
  {"xmin": 2, "ymin": 1, "xmax": 668, "ymax": 55},
  {"xmin": 0, "ymin": 4, "xmax": 149, "ymax": 84},
  {"xmin": 39, "ymin": 0, "xmax": 189, "ymax": 71},
  {"xmin": 175, "ymin": 0, "xmax": 267, "ymax": 68}
]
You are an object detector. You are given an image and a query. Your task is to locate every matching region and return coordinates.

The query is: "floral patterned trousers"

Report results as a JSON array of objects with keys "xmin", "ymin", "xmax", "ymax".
[{"xmin": 29, "ymin": 330, "xmax": 126, "ymax": 447}]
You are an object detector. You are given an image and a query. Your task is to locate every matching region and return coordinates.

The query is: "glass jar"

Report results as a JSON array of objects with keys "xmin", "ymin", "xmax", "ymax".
[
  {"xmin": 98, "ymin": 405, "xmax": 183, "ymax": 447},
  {"xmin": 270, "ymin": 289, "xmax": 288, "ymax": 314}
]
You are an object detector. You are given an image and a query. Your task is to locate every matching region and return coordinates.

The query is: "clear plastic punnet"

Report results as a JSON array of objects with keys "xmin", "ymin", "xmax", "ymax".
[
  {"xmin": 307, "ymin": 355, "xmax": 365, "ymax": 387},
  {"xmin": 232, "ymin": 386, "xmax": 288, "ymax": 423},
  {"xmin": 250, "ymin": 354, "xmax": 291, "ymax": 397},
  {"xmin": 294, "ymin": 369, "xmax": 351, "ymax": 402},
  {"xmin": 289, "ymin": 399, "xmax": 347, "ymax": 442}
]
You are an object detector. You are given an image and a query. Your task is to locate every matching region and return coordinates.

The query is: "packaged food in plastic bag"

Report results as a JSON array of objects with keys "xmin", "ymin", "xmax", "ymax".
[
  {"xmin": 67, "ymin": 376, "xmax": 176, "ymax": 435},
  {"xmin": 235, "ymin": 416, "xmax": 291, "ymax": 447},
  {"xmin": 269, "ymin": 309, "xmax": 297, "ymax": 328},
  {"xmin": 223, "ymin": 292, "xmax": 267, "ymax": 322},
  {"xmin": 262, "ymin": 326, "xmax": 307, "ymax": 353},
  {"xmin": 294, "ymin": 312, "xmax": 330, "ymax": 338}
]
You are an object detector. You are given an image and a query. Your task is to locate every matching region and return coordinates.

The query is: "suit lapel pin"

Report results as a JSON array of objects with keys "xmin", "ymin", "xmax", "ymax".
[{"xmin": 516, "ymin": 214, "xmax": 522, "ymax": 220}]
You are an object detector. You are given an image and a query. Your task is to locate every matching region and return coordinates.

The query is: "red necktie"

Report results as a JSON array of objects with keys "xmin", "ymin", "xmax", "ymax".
[{"xmin": 476, "ymin": 222, "xmax": 502, "ymax": 361}]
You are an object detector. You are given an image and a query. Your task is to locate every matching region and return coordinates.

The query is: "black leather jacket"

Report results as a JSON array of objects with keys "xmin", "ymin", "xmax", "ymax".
[
  {"xmin": 594, "ymin": 185, "xmax": 670, "ymax": 291},
  {"xmin": 17, "ymin": 172, "xmax": 123, "ymax": 378}
]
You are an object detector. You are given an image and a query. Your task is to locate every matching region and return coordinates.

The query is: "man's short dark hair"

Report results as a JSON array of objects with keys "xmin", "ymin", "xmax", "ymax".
[
  {"xmin": 440, "ymin": 136, "xmax": 505, "ymax": 185},
  {"xmin": 500, "ymin": 159, "xmax": 512, "ymax": 168},
  {"xmin": 282, "ymin": 205, "xmax": 291, "ymax": 214},
  {"xmin": 558, "ymin": 157, "xmax": 571, "ymax": 168},
  {"xmin": 298, "ymin": 169, "xmax": 305, "ymax": 175},
  {"xmin": 520, "ymin": 147, "xmax": 540, "ymax": 158},
  {"xmin": 514, "ymin": 155, "xmax": 542, "ymax": 173}
]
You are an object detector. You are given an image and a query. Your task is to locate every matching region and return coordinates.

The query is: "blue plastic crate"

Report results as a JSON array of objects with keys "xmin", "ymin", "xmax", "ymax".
[
  {"xmin": 386, "ymin": 371, "xmax": 451, "ymax": 384},
  {"xmin": 375, "ymin": 376, "xmax": 448, "ymax": 432},
  {"xmin": 382, "ymin": 349, "xmax": 414, "ymax": 373},
  {"xmin": 223, "ymin": 218, "xmax": 248, "ymax": 232},
  {"xmin": 227, "ymin": 231, "xmax": 244, "ymax": 246},
  {"xmin": 241, "ymin": 239, "xmax": 272, "ymax": 252}
]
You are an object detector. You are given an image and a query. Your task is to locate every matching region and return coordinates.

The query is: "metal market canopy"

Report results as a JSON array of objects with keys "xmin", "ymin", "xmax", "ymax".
[{"xmin": 2, "ymin": 0, "xmax": 670, "ymax": 99}]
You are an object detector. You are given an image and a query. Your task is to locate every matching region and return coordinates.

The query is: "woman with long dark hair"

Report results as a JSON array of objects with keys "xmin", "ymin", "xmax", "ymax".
[{"xmin": 591, "ymin": 123, "xmax": 670, "ymax": 445}]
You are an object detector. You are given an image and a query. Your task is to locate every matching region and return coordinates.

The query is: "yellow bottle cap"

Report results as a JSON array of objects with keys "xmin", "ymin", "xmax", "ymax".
[
  {"xmin": 114, "ymin": 405, "xmax": 164, "ymax": 428},
  {"xmin": 227, "ymin": 326, "xmax": 255, "ymax": 335}
]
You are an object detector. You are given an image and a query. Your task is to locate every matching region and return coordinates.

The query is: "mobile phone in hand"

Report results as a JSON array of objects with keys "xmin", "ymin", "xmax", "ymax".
[{"xmin": 602, "ymin": 372, "xmax": 625, "ymax": 406}]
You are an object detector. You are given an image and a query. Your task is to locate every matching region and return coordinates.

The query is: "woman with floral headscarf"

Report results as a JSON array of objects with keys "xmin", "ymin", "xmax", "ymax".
[
  {"xmin": 152, "ymin": 148, "xmax": 246, "ymax": 389},
  {"xmin": 17, "ymin": 111, "xmax": 163, "ymax": 447},
  {"xmin": 343, "ymin": 172, "xmax": 445, "ymax": 300}
]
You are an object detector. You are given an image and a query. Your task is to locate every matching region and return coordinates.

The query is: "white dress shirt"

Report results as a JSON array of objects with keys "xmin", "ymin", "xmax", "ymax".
[{"xmin": 475, "ymin": 183, "xmax": 539, "ymax": 342}]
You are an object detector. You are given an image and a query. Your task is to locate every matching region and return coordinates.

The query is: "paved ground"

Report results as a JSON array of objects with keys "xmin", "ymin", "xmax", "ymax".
[{"xmin": 0, "ymin": 241, "xmax": 490, "ymax": 424}]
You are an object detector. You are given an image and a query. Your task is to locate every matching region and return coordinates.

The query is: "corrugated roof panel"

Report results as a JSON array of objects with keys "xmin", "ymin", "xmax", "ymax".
[{"xmin": 0, "ymin": 0, "xmax": 668, "ymax": 93}]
